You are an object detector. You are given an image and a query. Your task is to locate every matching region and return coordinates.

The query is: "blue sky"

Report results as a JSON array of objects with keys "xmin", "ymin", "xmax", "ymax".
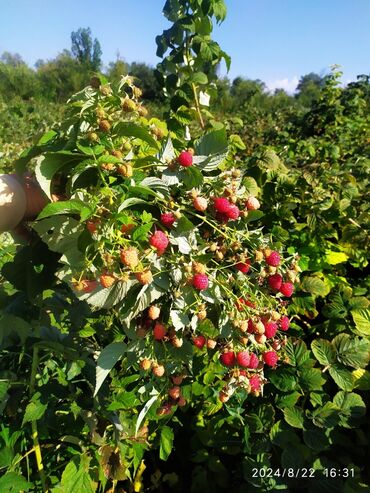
[{"xmin": 0, "ymin": 0, "xmax": 369, "ymax": 92}]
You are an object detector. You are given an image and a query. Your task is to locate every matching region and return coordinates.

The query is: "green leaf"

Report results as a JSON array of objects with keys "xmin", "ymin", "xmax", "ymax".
[
  {"xmin": 301, "ymin": 276, "xmax": 330, "ymax": 297},
  {"xmin": 311, "ymin": 402, "xmax": 340, "ymax": 428},
  {"xmin": 22, "ymin": 393, "xmax": 47, "ymax": 425},
  {"xmin": 333, "ymin": 391, "xmax": 366, "ymax": 427},
  {"xmin": 285, "ymin": 340, "xmax": 310, "ymax": 367},
  {"xmin": 94, "ymin": 342, "xmax": 126, "ymax": 396},
  {"xmin": 0, "ymin": 472, "xmax": 32, "ymax": 492},
  {"xmin": 53, "ymin": 455, "xmax": 95, "ymax": 493},
  {"xmin": 352, "ymin": 369, "xmax": 370, "ymax": 390},
  {"xmin": 160, "ymin": 425, "xmax": 174, "ymax": 461},
  {"xmin": 75, "ymin": 280, "xmax": 137, "ymax": 309},
  {"xmin": 195, "ymin": 128, "xmax": 228, "ymax": 156},
  {"xmin": 283, "ymin": 407, "xmax": 304, "ymax": 429},
  {"xmin": 328, "ymin": 364, "xmax": 354, "ymax": 391},
  {"xmin": 35, "ymin": 152, "xmax": 82, "ymax": 199},
  {"xmin": 115, "ymin": 122, "xmax": 159, "ymax": 149},
  {"xmin": 332, "ymin": 333, "xmax": 370, "ymax": 368},
  {"xmin": 180, "ymin": 166, "xmax": 204, "ymax": 189},
  {"xmin": 191, "ymin": 72, "xmax": 208, "ymax": 84},
  {"xmin": 311, "ymin": 339, "xmax": 336, "ymax": 365},
  {"xmin": 325, "ymin": 250, "xmax": 349, "ymax": 264},
  {"xmin": 351, "ymin": 309, "xmax": 370, "ymax": 336},
  {"xmin": 242, "ymin": 176, "xmax": 259, "ymax": 197},
  {"xmin": 302, "ymin": 428, "xmax": 330, "ymax": 451},
  {"xmin": 135, "ymin": 393, "xmax": 159, "ymax": 437},
  {"xmin": 37, "ymin": 199, "xmax": 91, "ymax": 220},
  {"xmin": 268, "ymin": 368, "xmax": 297, "ymax": 391},
  {"xmin": 298, "ymin": 368, "xmax": 326, "ymax": 391},
  {"xmin": 118, "ymin": 198, "xmax": 148, "ymax": 211}
]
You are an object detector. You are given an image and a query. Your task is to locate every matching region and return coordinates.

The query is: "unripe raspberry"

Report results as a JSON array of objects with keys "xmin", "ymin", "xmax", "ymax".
[
  {"xmin": 264, "ymin": 322, "xmax": 278, "ymax": 338},
  {"xmin": 266, "ymin": 251, "xmax": 281, "ymax": 267},
  {"xmin": 263, "ymin": 247, "xmax": 272, "ymax": 257},
  {"xmin": 235, "ymin": 259, "xmax": 251, "ymax": 274},
  {"xmin": 207, "ymin": 339, "xmax": 217, "ymax": 349},
  {"xmin": 132, "ymin": 86, "xmax": 143, "ymax": 98},
  {"xmin": 215, "ymin": 251, "xmax": 224, "ymax": 260},
  {"xmin": 140, "ymin": 359, "xmax": 152, "ymax": 371},
  {"xmin": 99, "ymin": 119, "xmax": 111, "ymax": 133},
  {"xmin": 209, "ymin": 243, "xmax": 218, "ymax": 252},
  {"xmin": 255, "ymin": 334, "xmax": 267, "ymax": 344},
  {"xmin": 171, "ymin": 336, "xmax": 183, "ymax": 348},
  {"xmin": 254, "ymin": 321, "xmax": 265, "ymax": 335},
  {"xmin": 236, "ymin": 351, "xmax": 250, "ymax": 368},
  {"xmin": 111, "ymin": 149, "xmax": 122, "ymax": 159},
  {"xmin": 271, "ymin": 310, "xmax": 281, "ymax": 321},
  {"xmin": 280, "ymin": 282, "xmax": 294, "ymax": 297},
  {"xmin": 246, "ymin": 196, "xmax": 261, "ymax": 211},
  {"xmin": 220, "ymin": 351, "xmax": 236, "ymax": 367},
  {"xmin": 192, "ymin": 262, "xmax": 207, "ymax": 274},
  {"xmin": 137, "ymin": 105, "xmax": 148, "ymax": 117},
  {"xmin": 280, "ymin": 316, "xmax": 290, "ymax": 331},
  {"xmin": 135, "ymin": 269, "xmax": 153, "ymax": 285},
  {"xmin": 160, "ymin": 212, "xmax": 176, "ymax": 228},
  {"xmin": 239, "ymin": 320, "xmax": 249, "ymax": 333},
  {"xmin": 136, "ymin": 327, "xmax": 148, "ymax": 338},
  {"xmin": 152, "ymin": 364, "xmax": 165, "ymax": 377},
  {"xmin": 157, "ymin": 403, "xmax": 172, "ymax": 415},
  {"xmin": 121, "ymin": 98, "xmax": 137, "ymax": 112},
  {"xmin": 100, "ymin": 85, "xmax": 111, "ymax": 96},
  {"xmin": 120, "ymin": 247, "xmax": 139, "ymax": 269},
  {"xmin": 100, "ymin": 273, "xmax": 116, "ymax": 288},
  {"xmin": 193, "ymin": 335, "xmax": 206, "ymax": 348},
  {"xmin": 268, "ymin": 266, "xmax": 277, "ymax": 274},
  {"xmin": 225, "ymin": 204, "xmax": 240, "ymax": 220},
  {"xmin": 263, "ymin": 351, "xmax": 279, "ymax": 367},
  {"xmin": 255, "ymin": 250, "xmax": 264, "ymax": 262},
  {"xmin": 213, "ymin": 197, "xmax": 232, "ymax": 213},
  {"xmin": 152, "ymin": 126, "xmax": 165, "ymax": 139},
  {"xmin": 117, "ymin": 163, "xmax": 133, "ymax": 178},
  {"xmin": 148, "ymin": 305, "xmax": 161, "ymax": 320},
  {"xmin": 153, "ymin": 322, "xmax": 167, "ymax": 341},
  {"xmin": 248, "ymin": 353, "xmax": 259, "ymax": 369},
  {"xmin": 272, "ymin": 340, "xmax": 281, "ymax": 351},
  {"xmin": 149, "ymin": 230, "xmax": 169, "ymax": 252},
  {"xmin": 197, "ymin": 310, "xmax": 207, "ymax": 321},
  {"xmin": 88, "ymin": 131, "xmax": 99, "ymax": 143},
  {"xmin": 193, "ymin": 196, "xmax": 208, "ymax": 212},
  {"xmin": 178, "ymin": 151, "xmax": 193, "ymax": 167},
  {"xmin": 219, "ymin": 391, "xmax": 230, "ymax": 403},
  {"xmin": 192, "ymin": 274, "xmax": 209, "ymax": 290},
  {"xmin": 168, "ymin": 386, "xmax": 181, "ymax": 400}
]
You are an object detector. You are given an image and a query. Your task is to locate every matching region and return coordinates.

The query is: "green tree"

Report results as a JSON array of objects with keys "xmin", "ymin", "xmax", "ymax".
[{"xmin": 71, "ymin": 27, "xmax": 102, "ymax": 71}]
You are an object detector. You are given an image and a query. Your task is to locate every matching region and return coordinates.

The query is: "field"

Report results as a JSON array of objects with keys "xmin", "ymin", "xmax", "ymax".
[{"xmin": 0, "ymin": 3, "xmax": 369, "ymax": 492}]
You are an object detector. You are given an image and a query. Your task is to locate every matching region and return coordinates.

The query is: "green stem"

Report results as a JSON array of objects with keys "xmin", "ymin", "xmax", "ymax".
[{"xmin": 29, "ymin": 346, "xmax": 48, "ymax": 492}]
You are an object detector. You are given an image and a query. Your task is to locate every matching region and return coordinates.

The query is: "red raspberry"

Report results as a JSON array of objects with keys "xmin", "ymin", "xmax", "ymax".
[
  {"xmin": 239, "ymin": 370, "xmax": 247, "ymax": 377},
  {"xmin": 121, "ymin": 223, "xmax": 135, "ymax": 234},
  {"xmin": 225, "ymin": 204, "xmax": 240, "ymax": 220},
  {"xmin": 264, "ymin": 322, "xmax": 278, "ymax": 339},
  {"xmin": 263, "ymin": 351, "xmax": 279, "ymax": 367},
  {"xmin": 78, "ymin": 280, "xmax": 98, "ymax": 293},
  {"xmin": 249, "ymin": 374, "xmax": 261, "ymax": 392},
  {"xmin": 235, "ymin": 259, "xmax": 251, "ymax": 274},
  {"xmin": 266, "ymin": 251, "xmax": 281, "ymax": 267},
  {"xmin": 178, "ymin": 151, "xmax": 193, "ymax": 167},
  {"xmin": 280, "ymin": 316, "xmax": 290, "ymax": 331},
  {"xmin": 280, "ymin": 282, "xmax": 294, "ymax": 297},
  {"xmin": 267, "ymin": 273, "xmax": 283, "ymax": 291},
  {"xmin": 149, "ymin": 230, "xmax": 169, "ymax": 252},
  {"xmin": 248, "ymin": 353, "xmax": 259, "ymax": 369},
  {"xmin": 153, "ymin": 322, "xmax": 167, "ymax": 340},
  {"xmin": 246, "ymin": 197, "xmax": 260, "ymax": 211},
  {"xmin": 220, "ymin": 351, "xmax": 236, "ymax": 367},
  {"xmin": 168, "ymin": 386, "xmax": 181, "ymax": 400},
  {"xmin": 193, "ymin": 335, "xmax": 206, "ymax": 348},
  {"xmin": 247, "ymin": 320, "xmax": 255, "ymax": 333},
  {"xmin": 193, "ymin": 196, "xmax": 208, "ymax": 212},
  {"xmin": 213, "ymin": 197, "xmax": 232, "ymax": 213},
  {"xmin": 192, "ymin": 273, "xmax": 209, "ymax": 290},
  {"xmin": 86, "ymin": 220, "xmax": 99, "ymax": 234},
  {"xmin": 236, "ymin": 351, "xmax": 250, "ymax": 368},
  {"xmin": 160, "ymin": 212, "xmax": 176, "ymax": 228}
]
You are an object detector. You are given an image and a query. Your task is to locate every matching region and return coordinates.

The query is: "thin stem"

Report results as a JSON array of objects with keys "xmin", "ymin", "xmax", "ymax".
[
  {"xmin": 192, "ymin": 82, "xmax": 205, "ymax": 129},
  {"xmin": 29, "ymin": 346, "xmax": 48, "ymax": 492}
]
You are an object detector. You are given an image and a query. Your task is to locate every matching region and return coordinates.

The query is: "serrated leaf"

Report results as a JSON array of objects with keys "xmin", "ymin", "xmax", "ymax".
[
  {"xmin": 311, "ymin": 402, "xmax": 340, "ymax": 428},
  {"xmin": 115, "ymin": 122, "xmax": 159, "ymax": 149},
  {"xmin": 118, "ymin": 198, "xmax": 148, "ymax": 212},
  {"xmin": 94, "ymin": 342, "xmax": 126, "ymax": 396},
  {"xmin": 170, "ymin": 310, "xmax": 190, "ymax": 330},
  {"xmin": 243, "ymin": 176, "xmax": 259, "ymax": 197},
  {"xmin": 333, "ymin": 391, "xmax": 366, "ymax": 427},
  {"xmin": 0, "ymin": 472, "xmax": 32, "ymax": 492},
  {"xmin": 328, "ymin": 364, "xmax": 354, "ymax": 391},
  {"xmin": 299, "ymin": 368, "xmax": 326, "ymax": 391},
  {"xmin": 22, "ymin": 394, "xmax": 47, "ymax": 425},
  {"xmin": 352, "ymin": 369, "xmax": 370, "ymax": 390},
  {"xmin": 37, "ymin": 199, "xmax": 91, "ymax": 220},
  {"xmin": 285, "ymin": 340, "xmax": 310, "ymax": 367},
  {"xmin": 351, "ymin": 309, "xmax": 370, "ymax": 336},
  {"xmin": 268, "ymin": 368, "xmax": 297, "ymax": 391},
  {"xmin": 53, "ymin": 455, "xmax": 95, "ymax": 493},
  {"xmin": 75, "ymin": 280, "xmax": 137, "ymax": 309},
  {"xmin": 332, "ymin": 333, "xmax": 370, "ymax": 368},
  {"xmin": 311, "ymin": 339, "xmax": 336, "ymax": 365},
  {"xmin": 35, "ymin": 152, "xmax": 82, "ymax": 199},
  {"xmin": 159, "ymin": 136, "xmax": 176, "ymax": 163},
  {"xmin": 160, "ymin": 425, "xmax": 174, "ymax": 461},
  {"xmin": 283, "ymin": 407, "xmax": 304, "ymax": 428},
  {"xmin": 301, "ymin": 276, "xmax": 330, "ymax": 297},
  {"xmin": 325, "ymin": 250, "xmax": 349, "ymax": 265}
]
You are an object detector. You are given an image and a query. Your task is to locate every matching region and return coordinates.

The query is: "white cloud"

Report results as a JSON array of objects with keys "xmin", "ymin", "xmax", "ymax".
[{"xmin": 266, "ymin": 76, "xmax": 300, "ymax": 95}]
